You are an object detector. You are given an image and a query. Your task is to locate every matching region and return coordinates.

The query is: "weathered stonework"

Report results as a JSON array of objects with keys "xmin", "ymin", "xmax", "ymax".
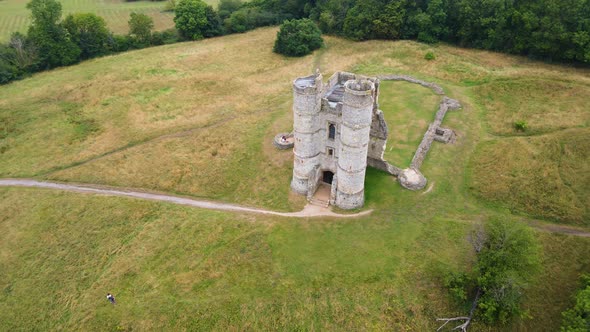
[
  {"xmin": 399, "ymin": 168, "xmax": 427, "ymax": 190},
  {"xmin": 410, "ymin": 97, "xmax": 461, "ymax": 170},
  {"xmin": 273, "ymin": 132, "xmax": 294, "ymax": 149},
  {"xmin": 286, "ymin": 71, "xmax": 462, "ymax": 202},
  {"xmin": 290, "ymin": 71, "xmax": 387, "ymax": 210}
]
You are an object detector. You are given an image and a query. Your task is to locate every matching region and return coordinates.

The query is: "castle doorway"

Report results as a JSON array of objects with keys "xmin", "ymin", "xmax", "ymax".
[{"xmin": 322, "ymin": 171, "xmax": 334, "ymax": 184}]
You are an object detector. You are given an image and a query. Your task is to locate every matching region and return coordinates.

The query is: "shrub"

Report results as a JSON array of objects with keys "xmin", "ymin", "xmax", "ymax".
[
  {"xmin": 109, "ymin": 34, "xmax": 132, "ymax": 53},
  {"xmin": 218, "ymin": 0, "xmax": 242, "ymax": 20},
  {"xmin": 225, "ymin": 7, "xmax": 279, "ymax": 33},
  {"xmin": 424, "ymin": 51, "xmax": 436, "ymax": 60},
  {"xmin": 174, "ymin": 0, "xmax": 222, "ymax": 40},
  {"xmin": 561, "ymin": 274, "xmax": 590, "ymax": 331},
  {"xmin": 26, "ymin": 0, "xmax": 81, "ymax": 69},
  {"xmin": 128, "ymin": 12, "xmax": 154, "ymax": 48},
  {"xmin": 273, "ymin": 18, "xmax": 323, "ymax": 57},
  {"xmin": 62, "ymin": 13, "xmax": 110, "ymax": 59},
  {"xmin": 151, "ymin": 29, "xmax": 180, "ymax": 45},
  {"xmin": 0, "ymin": 45, "xmax": 21, "ymax": 84},
  {"xmin": 514, "ymin": 120, "xmax": 527, "ymax": 131}
]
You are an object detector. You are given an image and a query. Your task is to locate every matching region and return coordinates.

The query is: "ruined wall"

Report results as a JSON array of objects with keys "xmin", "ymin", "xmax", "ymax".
[
  {"xmin": 377, "ymin": 74, "xmax": 445, "ymax": 95},
  {"xmin": 410, "ymin": 97, "xmax": 461, "ymax": 169},
  {"xmin": 306, "ymin": 165, "xmax": 322, "ymax": 201},
  {"xmin": 367, "ymin": 157, "xmax": 401, "ymax": 176},
  {"xmin": 368, "ymin": 109, "xmax": 388, "ymax": 160}
]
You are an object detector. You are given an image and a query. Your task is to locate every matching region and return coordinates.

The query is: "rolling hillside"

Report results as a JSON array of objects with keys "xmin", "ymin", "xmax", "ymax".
[{"xmin": 0, "ymin": 27, "xmax": 589, "ymax": 330}]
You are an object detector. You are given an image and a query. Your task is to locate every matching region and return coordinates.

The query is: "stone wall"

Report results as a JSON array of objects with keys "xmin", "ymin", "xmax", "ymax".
[
  {"xmin": 377, "ymin": 74, "xmax": 445, "ymax": 95},
  {"xmin": 368, "ymin": 109, "xmax": 388, "ymax": 160},
  {"xmin": 306, "ymin": 165, "xmax": 322, "ymax": 201},
  {"xmin": 367, "ymin": 157, "xmax": 401, "ymax": 176},
  {"xmin": 377, "ymin": 74, "xmax": 462, "ymax": 191},
  {"xmin": 410, "ymin": 97, "xmax": 461, "ymax": 169}
]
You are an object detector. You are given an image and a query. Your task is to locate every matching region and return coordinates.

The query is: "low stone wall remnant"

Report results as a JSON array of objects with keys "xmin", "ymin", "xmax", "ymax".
[
  {"xmin": 377, "ymin": 74, "xmax": 462, "ymax": 190},
  {"xmin": 377, "ymin": 74, "xmax": 445, "ymax": 95}
]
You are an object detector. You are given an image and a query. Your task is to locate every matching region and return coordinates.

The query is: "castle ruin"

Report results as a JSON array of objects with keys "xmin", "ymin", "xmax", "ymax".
[
  {"xmin": 283, "ymin": 71, "xmax": 462, "ymax": 210},
  {"xmin": 290, "ymin": 71, "xmax": 388, "ymax": 210}
]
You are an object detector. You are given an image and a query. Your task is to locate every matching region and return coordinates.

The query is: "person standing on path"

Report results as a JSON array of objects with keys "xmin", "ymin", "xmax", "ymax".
[{"xmin": 106, "ymin": 293, "xmax": 116, "ymax": 305}]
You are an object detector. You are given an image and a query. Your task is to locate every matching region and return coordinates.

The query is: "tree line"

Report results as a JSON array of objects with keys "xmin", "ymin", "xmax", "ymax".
[
  {"xmin": 242, "ymin": 0, "xmax": 590, "ymax": 64},
  {"xmin": 1, "ymin": 0, "xmax": 589, "ymax": 84}
]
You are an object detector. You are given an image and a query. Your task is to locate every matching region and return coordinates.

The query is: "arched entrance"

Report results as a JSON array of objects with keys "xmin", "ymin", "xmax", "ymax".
[{"xmin": 322, "ymin": 171, "xmax": 334, "ymax": 184}]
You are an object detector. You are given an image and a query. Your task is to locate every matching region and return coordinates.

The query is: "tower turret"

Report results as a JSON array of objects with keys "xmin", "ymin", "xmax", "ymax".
[
  {"xmin": 335, "ymin": 79, "xmax": 375, "ymax": 209},
  {"xmin": 290, "ymin": 72, "xmax": 323, "ymax": 194}
]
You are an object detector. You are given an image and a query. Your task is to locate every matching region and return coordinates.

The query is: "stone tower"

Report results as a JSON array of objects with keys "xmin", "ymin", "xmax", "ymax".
[
  {"xmin": 335, "ymin": 80, "xmax": 375, "ymax": 209},
  {"xmin": 290, "ymin": 71, "xmax": 386, "ymax": 210},
  {"xmin": 290, "ymin": 72, "xmax": 323, "ymax": 194}
]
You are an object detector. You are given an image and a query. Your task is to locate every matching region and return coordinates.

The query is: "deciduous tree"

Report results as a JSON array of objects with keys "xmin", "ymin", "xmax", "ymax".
[
  {"xmin": 62, "ymin": 13, "xmax": 109, "ymax": 59},
  {"xmin": 26, "ymin": 0, "xmax": 80, "ymax": 68},
  {"xmin": 438, "ymin": 218, "xmax": 541, "ymax": 331},
  {"xmin": 174, "ymin": 0, "xmax": 222, "ymax": 40},
  {"xmin": 273, "ymin": 18, "xmax": 323, "ymax": 57}
]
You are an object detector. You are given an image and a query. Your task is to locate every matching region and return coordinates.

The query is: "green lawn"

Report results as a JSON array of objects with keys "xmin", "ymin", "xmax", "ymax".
[
  {"xmin": 0, "ymin": 28, "xmax": 589, "ymax": 330},
  {"xmin": 379, "ymin": 80, "xmax": 440, "ymax": 167}
]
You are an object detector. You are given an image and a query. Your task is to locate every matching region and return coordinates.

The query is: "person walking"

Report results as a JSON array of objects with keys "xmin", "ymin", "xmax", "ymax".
[{"xmin": 106, "ymin": 293, "xmax": 116, "ymax": 305}]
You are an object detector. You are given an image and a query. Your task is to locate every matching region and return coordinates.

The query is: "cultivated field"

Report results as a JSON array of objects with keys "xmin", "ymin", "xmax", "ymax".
[
  {"xmin": 0, "ymin": 0, "xmax": 224, "ymax": 41},
  {"xmin": 0, "ymin": 27, "xmax": 589, "ymax": 330}
]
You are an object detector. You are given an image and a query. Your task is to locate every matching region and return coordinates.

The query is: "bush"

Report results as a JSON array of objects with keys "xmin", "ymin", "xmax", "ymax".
[
  {"xmin": 62, "ymin": 13, "xmax": 110, "ymax": 59},
  {"xmin": 273, "ymin": 18, "xmax": 323, "ymax": 57},
  {"xmin": 225, "ymin": 7, "xmax": 279, "ymax": 33},
  {"xmin": 151, "ymin": 29, "xmax": 180, "ymax": 45},
  {"xmin": 109, "ymin": 34, "xmax": 133, "ymax": 53},
  {"xmin": 474, "ymin": 218, "xmax": 540, "ymax": 324},
  {"xmin": 218, "ymin": 0, "xmax": 242, "ymax": 20},
  {"xmin": 128, "ymin": 12, "xmax": 154, "ymax": 48},
  {"xmin": 174, "ymin": 0, "xmax": 222, "ymax": 40},
  {"xmin": 424, "ymin": 51, "xmax": 436, "ymax": 60},
  {"xmin": 561, "ymin": 274, "xmax": 590, "ymax": 332},
  {"xmin": 514, "ymin": 120, "xmax": 527, "ymax": 131},
  {"xmin": 0, "ymin": 45, "xmax": 21, "ymax": 84},
  {"xmin": 26, "ymin": 0, "xmax": 81, "ymax": 69}
]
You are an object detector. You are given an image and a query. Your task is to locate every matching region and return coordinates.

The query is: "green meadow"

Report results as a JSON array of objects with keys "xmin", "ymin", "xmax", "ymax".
[
  {"xmin": 0, "ymin": 0, "xmax": 216, "ymax": 41},
  {"xmin": 0, "ymin": 27, "xmax": 589, "ymax": 330}
]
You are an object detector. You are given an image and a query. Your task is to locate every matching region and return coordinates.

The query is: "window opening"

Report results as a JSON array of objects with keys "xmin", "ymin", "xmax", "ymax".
[{"xmin": 328, "ymin": 123, "xmax": 336, "ymax": 140}]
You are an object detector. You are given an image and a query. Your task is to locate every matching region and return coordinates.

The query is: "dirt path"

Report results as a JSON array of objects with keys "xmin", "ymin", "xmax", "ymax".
[
  {"xmin": 1, "ymin": 179, "xmax": 589, "ymax": 237},
  {"xmin": 0, "ymin": 179, "xmax": 372, "ymax": 219}
]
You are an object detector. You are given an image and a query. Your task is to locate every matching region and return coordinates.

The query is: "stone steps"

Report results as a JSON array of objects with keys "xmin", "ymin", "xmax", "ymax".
[{"xmin": 308, "ymin": 197, "xmax": 329, "ymax": 208}]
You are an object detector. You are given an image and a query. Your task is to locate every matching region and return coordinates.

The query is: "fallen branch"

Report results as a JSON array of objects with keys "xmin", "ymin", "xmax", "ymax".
[
  {"xmin": 436, "ymin": 288, "xmax": 481, "ymax": 331},
  {"xmin": 436, "ymin": 317, "xmax": 470, "ymax": 331}
]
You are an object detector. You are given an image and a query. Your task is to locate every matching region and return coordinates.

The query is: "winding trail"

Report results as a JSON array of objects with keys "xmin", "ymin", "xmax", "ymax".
[
  {"xmin": 0, "ymin": 179, "xmax": 372, "ymax": 218},
  {"xmin": 1, "ymin": 179, "xmax": 589, "ymax": 236}
]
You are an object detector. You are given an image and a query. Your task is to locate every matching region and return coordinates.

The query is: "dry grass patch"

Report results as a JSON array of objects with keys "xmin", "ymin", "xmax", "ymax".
[
  {"xmin": 469, "ymin": 128, "xmax": 589, "ymax": 224},
  {"xmin": 474, "ymin": 78, "xmax": 590, "ymax": 136},
  {"xmin": 0, "ymin": 28, "xmax": 310, "ymax": 178}
]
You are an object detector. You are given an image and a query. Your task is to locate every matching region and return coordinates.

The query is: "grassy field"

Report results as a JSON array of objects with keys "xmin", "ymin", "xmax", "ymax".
[
  {"xmin": 0, "ymin": 27, "xmax": 589, "ymax": 330},
  {"xmin": 379, "ymin": 80, "xmax": 440, "ymax": 167},
  {"xmin": 0, "ymin": 0, "xmax": 224, "ymax": 42}
]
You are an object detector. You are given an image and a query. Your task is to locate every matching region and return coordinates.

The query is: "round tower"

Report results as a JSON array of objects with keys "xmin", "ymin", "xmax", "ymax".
[
  {"xmin": 335, "ymin": 79, "xmax": 375, "ymax": 209},
  {"xmin": 290, "ymin": 72, "xmax": 323, "ymax": 194}
]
